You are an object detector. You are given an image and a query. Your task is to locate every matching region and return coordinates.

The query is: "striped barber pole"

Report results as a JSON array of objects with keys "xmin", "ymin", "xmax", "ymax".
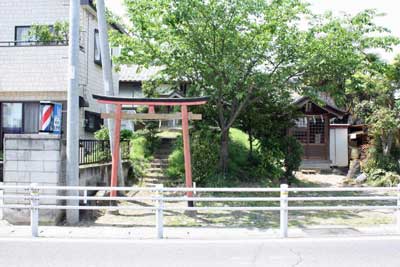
[{"xmin": 40, "ymin": 104, "xmax": 54, "ymax": 132}]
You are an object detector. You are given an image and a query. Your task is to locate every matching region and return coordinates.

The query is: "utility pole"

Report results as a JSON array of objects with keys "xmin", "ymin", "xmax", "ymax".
[
  {"xmin": 96, "ymin": 0, "xmax": 124, "ymax": 187},
  {"xmin": 66, "ymin": 0, "xmax": 80, "ymax": 224}
]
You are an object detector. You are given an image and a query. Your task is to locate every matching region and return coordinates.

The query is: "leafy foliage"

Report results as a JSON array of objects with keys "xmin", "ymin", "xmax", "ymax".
[
  {"xmin": 94, "ymin": 126, "xmax": 134, "ymax": 141},
  {"xmin": 166, "ymin": 128, "xmax": 262, "ymax": 186},
  {"xmin": 129, "ymin": 134, "xmax": 153, "ymax": 179},
  {"xmin": 113, "ymin": 0, "xmax": 398, "ymax": 175},
  {"xmin": 28, "ymin": 21, "xmax": 68, "ymax": 44},
  {"xmin": 346, "ymin": 55, "xmax": 400, "ymax": 185},
  {"xmin": 366, "ymin": 169, "xmax": 400, "ymax": 187}
]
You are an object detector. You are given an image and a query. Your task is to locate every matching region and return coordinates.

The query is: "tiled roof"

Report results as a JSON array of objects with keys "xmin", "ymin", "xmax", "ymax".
[
  {"xmin": 118, "ymin": 65, "xmax": 164, "ymax": 82},
  {"xmin": 292, "ymin": 92, "xmax": 341, "ymax": 110}
]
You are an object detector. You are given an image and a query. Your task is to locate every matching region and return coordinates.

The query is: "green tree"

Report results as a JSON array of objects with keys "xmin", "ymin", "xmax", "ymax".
[
  {"xmin": 28, "ymin": 21, "xmax": 68, "ymax": 44},
  {"xmin": 113, "ymin": 0, "xmax": 398, "ymax": 174},
  {"xmin": 350, "ymin": 55, "xmax": 400, "ymax": 158}
]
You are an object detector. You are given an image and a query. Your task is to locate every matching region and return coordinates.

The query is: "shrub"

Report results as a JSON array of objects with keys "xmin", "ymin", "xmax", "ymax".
[
  {"xmin": 94, "ymin": 127, "xmax": 110, "ymax": 140},
  {"xmin": 142, "ymin": 122, "xmax": 161, "ymax": 153},
  {"xmin": 28, "ymin": 21, "xmax": 68, "ymax": 44},
  {"xmin": 94, "ymin": 126, "xmax": 134, "ymax": 141},
  {"xmin": 129, "ymin": 135, "xmax": 152, "ymax": 179},
  {"xmin": 255, "ymin": 136, "xmax": 303, "ymax": 184},
  {"xmin": 363, "ymin": 143, "xmax": 400, "ymax": 173},
  {"xmin": 282, "ymin": 136, "xmax": 303, "ymax": 181},
  {"xmin": 166, "ymin": 128, "xmax": 262, "ymax": 187},
  {"xmin": 255, "ymin": 147, "xmax": 285, "ymax": 184},
  {"xmin": 94, "ymin": 127, "xmax": 153, "ymax": 179},
  {"xmin": 367, "ymin": 169, "xmax": 400, "ymax": 187},
  {"xmin": 166, "ymin": 127, "xmax": 220, "ymax": 186}
]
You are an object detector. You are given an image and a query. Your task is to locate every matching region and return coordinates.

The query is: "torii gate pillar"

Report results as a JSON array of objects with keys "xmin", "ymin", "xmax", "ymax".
[{"xmin": 181, "ymin": 105, "xmax": 193, "ymax": 206}]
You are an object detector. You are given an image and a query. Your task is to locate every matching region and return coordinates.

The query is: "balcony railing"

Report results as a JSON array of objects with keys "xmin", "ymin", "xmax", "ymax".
[{"xmin": 0, "ymin": 40, "xmax": 68, "ymax": 47}]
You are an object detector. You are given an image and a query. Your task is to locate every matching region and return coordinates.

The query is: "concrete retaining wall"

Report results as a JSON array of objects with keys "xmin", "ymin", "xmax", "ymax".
[
  {"xmin": 2, "ymin": 134, "xmax": 64, "ymax": 225},
  {"xmin": 2, "ymin": 134, "xmax": 132, "ymax": 225},
  {"xmin": 79, "ymin": 161, "xmax": 131, "ymax": 187}
]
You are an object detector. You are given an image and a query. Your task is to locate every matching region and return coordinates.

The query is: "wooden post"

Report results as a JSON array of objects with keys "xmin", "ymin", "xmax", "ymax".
[
  {"xmin": 110, "ymin": 104, "xmax": 122, "ymax": 197},
  {"xmin": 181, "ymin": 105, "xmax": 194, "ymax": 207}
]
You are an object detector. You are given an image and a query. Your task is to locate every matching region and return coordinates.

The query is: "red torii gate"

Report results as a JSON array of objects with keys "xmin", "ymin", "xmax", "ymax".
[{"xmin": 93, "ymin": 94, "xmax": 208, "ymax": 205}]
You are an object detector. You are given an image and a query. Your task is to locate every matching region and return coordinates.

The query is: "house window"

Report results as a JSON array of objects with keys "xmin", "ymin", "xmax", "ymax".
[
  {"xmin": 15, "ymin": 26, "xmax": 33, "ymax": 46},
  {"xmin": 295, "ymin": 117, "xmax": 307, "ymax": 128},
  {"xmin": 309, "ymin": 117, "xmax": 325, "ymax": 144},
  {"xmin": 94, "ymin": 29, "xmax": 102, "ymax": 66},
  {"xmin": 79, "ymin": 30, "xmax": 86, "ymax": 52},
  {"xmin": 15, "ymin": 25, "xmax": 61, "ymax": 46},
  {"xmin": 293, "ymin": 130, "xmax": 307, "ymax": 144},
  {"xmin": 2, "ymin": 103, "xmax": 23, "ymax": 133},
  {"xmin": 23, "ymin": 103, "xmax": 40, "ymax": 133},
  {"xmin": 85, "ymin": 111, "xmax": 103, "ymax": 132}
]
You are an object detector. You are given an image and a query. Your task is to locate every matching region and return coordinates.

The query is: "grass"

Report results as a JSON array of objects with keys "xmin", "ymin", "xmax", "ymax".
[
  {"xmin": 92, "ymin": 187, "xmax": 397, "ymax": 228},
  {"xmin": 93, "ymin": 171, "xmax": 397, "ymax": 229},
  {"xmin": 104, "ymin": 129, "xmax": 396, "ymax": 228},
  {"xmin": 229, "ymin": 128, "xmax": 259, "ymax": 150},
  {"xmin": 131, "ymin": 136, "xmax": 149, "ymax": 160}
]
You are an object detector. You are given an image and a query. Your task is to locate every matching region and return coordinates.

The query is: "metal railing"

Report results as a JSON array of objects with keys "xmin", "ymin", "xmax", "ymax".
[
  {"xmin": 79, "ymin": 139, "xmax": 130, "ymax": 165},
  {"xmin": 0, "ymin": 183, "xmax": 399, "ymax": 238},
  {"xmin": 0, "ymin": 40, "xmax": 68, "ymax": 47}
]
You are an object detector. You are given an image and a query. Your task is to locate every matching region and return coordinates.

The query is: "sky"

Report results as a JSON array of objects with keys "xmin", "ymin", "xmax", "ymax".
[{"xmin": 105, "ymin": 0, "xmax": 400, "ymax": 61}]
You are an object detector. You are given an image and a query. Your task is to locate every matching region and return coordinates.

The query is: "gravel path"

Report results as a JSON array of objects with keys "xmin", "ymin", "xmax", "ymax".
[{"xmin": 295, "ymin": 172, "xmax": 346, "ymax": 187}]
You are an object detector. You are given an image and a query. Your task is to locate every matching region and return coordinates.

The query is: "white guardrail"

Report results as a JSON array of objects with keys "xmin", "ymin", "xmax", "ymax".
[{"xmin": 0, "ymin": 183, "xmax": 399, "ymax": 238}]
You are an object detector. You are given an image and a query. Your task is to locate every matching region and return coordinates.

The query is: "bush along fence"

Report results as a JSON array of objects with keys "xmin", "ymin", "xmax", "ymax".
[
  {"xmin": 79, "ymin": 139, "xmax": 130, "ymax": 165},
  {"xmin": 0, "ymin": 183, "xmax": 399, "ymax": 238}
]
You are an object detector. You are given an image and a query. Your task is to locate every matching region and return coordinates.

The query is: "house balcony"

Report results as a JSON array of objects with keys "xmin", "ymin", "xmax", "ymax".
[{"xmin": 0, "ymin": 41, "xmax": 69, "ymax": 101}]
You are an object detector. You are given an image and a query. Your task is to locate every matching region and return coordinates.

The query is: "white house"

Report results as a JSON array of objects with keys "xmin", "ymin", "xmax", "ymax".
[
  {"xmin": 118, "ymin": 64, "xmax": 189, "ymax": 130},
  {"xmin": 0, "ymin": 0, "xmax": 120, "ymax": 148}
]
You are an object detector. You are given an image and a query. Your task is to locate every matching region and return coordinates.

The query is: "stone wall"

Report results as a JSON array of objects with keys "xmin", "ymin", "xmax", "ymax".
[
  {"xmin": 2, "ymin": 134, "xmax": 132, "ymax": 225},
  {"xmin": 3, "ymin": 134, "xmax": 64, "ymax": 225}
]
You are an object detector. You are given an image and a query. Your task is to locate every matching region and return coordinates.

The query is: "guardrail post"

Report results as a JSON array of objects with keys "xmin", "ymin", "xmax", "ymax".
[
  {"xmin": 155, "ymin": 184, "xmax": 164, "ymax": 239},
  {"xmin": 280, "ymin": 184, "xmax": 288, "ymax": 238},
  {"xmin": 193, "ymin": 182, "xmax": 196, "ymax": 205},
  {"xmin": 30, "ymin": 183, "xmax": 39, "ymax": 237},
  {"xmin": 397, "ymin": 183, "xmax": 400, "ymax": 233},
  {"xmin": 84, "ymin": 189, "xmax": 88, "ymax": 205},
  {"xmin": 0, "ymin": 182, "xmax": 3, "ymax": 220}
]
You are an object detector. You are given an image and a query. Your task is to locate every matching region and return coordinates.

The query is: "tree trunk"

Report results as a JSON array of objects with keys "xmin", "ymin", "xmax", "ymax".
[
  {"xmin": 381, "ymin": 134, "xmax": 393, "ymax": 157},
  {"xmin": 219, "ymin": 128, "xmax": 230, "ymax": 175},
  {"xmin": 248, "ymin": 127, "xmax": 253, "ymax": 159}
]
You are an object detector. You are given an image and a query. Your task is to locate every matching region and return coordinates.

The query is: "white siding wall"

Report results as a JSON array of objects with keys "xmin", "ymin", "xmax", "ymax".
[
  {"xmin": 0, "ymin": 0, "xmax": 70, "ymax": 41},
  {"xmin": 0, "ymin": 0, "xmax": 69, "ymax": 97},
  {"xmin": 78, "ymin": 8, "xmax": 120, "ymax": 138},
  {"xmin": 0, "ymin": 46, "xmax": 69, "ymax": 95},
  {"xmin": 0, "ymin": 1, "xmax": 119, "ymax": 138}
]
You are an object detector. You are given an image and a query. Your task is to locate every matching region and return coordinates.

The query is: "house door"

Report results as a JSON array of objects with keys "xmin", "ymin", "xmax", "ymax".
[{"xmin": 292, "ymin": 115, "xmax": 328, "ymax": 160}]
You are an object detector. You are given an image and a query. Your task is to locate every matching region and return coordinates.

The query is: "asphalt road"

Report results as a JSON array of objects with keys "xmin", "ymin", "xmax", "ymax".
[{"xmin": 0, "ymin": 236, "xmax": 399, "ymax": 267}]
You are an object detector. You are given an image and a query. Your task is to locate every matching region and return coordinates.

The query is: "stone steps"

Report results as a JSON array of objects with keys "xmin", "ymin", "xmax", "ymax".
[
  {"xmin": 299, "ymin": 160, "xmax": 332, "ymax": 173},
  {"xmin": 140, "ymin": 137, "xmax": 175, "ymax": 186},
  {"xmin": 151, "ymin": 158, "xmax": 169, "ymax": 163},
  {"xmin": 146, "ymin": 168, "xmax": 164, "ymax": 173},
  {"xmin": 143, "ymin": 173, "xmax": 166, "ymax": 178}
]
